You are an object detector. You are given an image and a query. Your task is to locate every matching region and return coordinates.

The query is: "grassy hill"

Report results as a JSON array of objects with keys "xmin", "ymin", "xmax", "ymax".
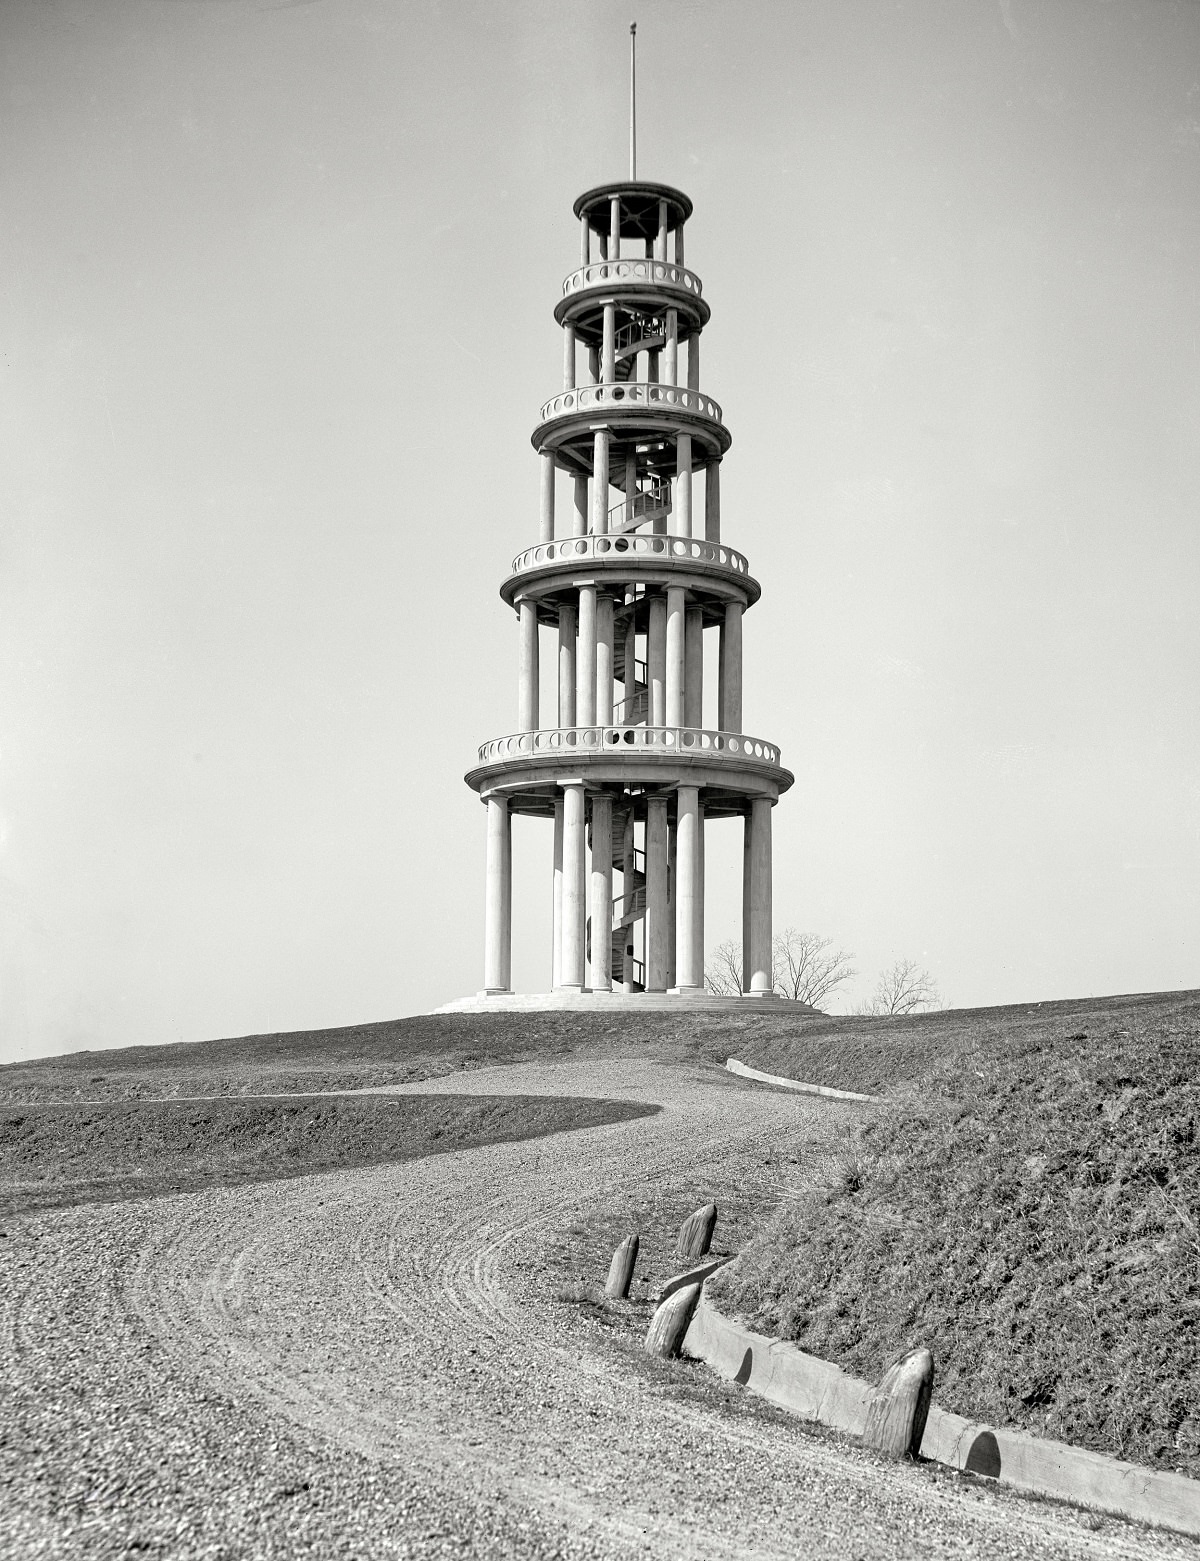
[{"xmin": 711, "ymin": 987, "xmax": 1200, "ymax": 1480}]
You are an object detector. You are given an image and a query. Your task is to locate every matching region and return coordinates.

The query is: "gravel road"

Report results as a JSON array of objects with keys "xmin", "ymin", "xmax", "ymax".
[{"xmin": 1, "ymin": 1054, "xmax": 1194, "ymax": 1560}]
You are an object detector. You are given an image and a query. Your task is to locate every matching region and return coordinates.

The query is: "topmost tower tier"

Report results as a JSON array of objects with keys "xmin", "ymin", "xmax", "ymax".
[
  {"xmin": 555, "ymin": 181, "xmax": 710, "ymax": 351},
  {"xmin": 537, "ymin": 180, "xmax": 725, "ymax": 492},
  {"xmin": 574, "ymin": 181, "xmax": 691, "ymax": 238}
]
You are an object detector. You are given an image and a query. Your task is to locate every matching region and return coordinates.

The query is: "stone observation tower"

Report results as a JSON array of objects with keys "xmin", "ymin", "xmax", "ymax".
[{"xmin": 463, "ymin": 34, "xmax": 793, "ymax": 1003}]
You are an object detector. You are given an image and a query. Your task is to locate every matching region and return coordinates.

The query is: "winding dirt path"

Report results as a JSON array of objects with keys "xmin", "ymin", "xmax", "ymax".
[{"xmin": 1, "ymin": 1056, "xmax": 1194, "ymax": 1559}]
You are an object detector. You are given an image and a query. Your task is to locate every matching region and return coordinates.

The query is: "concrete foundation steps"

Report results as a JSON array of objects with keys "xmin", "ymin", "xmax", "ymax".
[{"xmin": 433, "ymin": 990, "xmax": 783, "ymax": 1015}]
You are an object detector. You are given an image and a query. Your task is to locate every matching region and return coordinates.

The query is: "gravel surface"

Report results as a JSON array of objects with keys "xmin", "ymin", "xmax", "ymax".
[{"xmin": 1, "ymin": 1054, "xmax": 1194, "ymax": 1559}]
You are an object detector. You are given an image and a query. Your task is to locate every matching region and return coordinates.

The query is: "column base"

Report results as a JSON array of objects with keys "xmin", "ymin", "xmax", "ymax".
[
  {"xmin": 479, "ymin": 987, "xmax": 511, "ymax": 996},
  {"xmin": 669, "ymin": 984, "xmax": 706, "ymax": 996}
]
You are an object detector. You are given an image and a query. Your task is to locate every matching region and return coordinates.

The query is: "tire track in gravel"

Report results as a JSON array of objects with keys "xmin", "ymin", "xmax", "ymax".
[{"xmin": 4, "ymin": 1056, "xmax": 1196, "ymax": 1559}]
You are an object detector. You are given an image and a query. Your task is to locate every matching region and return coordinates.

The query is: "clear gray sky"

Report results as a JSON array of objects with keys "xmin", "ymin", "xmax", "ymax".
[{"xmin": 2, "ymin": 0, "xmax": 1198, "ymax": 1062}]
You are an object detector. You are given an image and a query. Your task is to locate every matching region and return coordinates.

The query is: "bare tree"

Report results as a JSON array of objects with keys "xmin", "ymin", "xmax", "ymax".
[
  {"xmin": 855, "ymin": 958, "xmax": 940, "ymax": 1016},
  {"xmin": 771, "ymin": 928, "xmax": 857, "ymax": 1010},
  {"xmin": 704, "ymin": 938, "xmax": 743, "ymax": 997}
]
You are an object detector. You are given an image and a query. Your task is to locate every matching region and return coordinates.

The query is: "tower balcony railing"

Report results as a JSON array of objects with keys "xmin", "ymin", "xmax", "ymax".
[
  {"xmin": 509, "ymin": 532, "xmax": 752, "ymax": 579},
  {"xmin": 562, "ymin": 258, "xmax": 703, "ymax": 299},
  {"xmin": 539, "ymin": 381, "xmax": 723, "ymax": 427},
  {"xmin": 476, "ymin": 724, "xmax": 783, "ymax": 768}
]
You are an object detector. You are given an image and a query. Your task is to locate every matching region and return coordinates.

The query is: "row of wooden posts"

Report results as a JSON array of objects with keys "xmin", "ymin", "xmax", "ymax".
[
  {"xmin": 613, "ymin": 1200, "xmax": 934, "ymax": 1462},
  {"xmin": 604, "ymin": 1200, "xmax": 718, "ymax": 1303}
]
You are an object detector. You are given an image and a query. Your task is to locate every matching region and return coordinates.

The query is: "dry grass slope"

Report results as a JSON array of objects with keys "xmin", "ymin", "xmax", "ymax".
[{"xmin": 711, "ymin": 988, "xmax": 1200, "ymax": 1480}]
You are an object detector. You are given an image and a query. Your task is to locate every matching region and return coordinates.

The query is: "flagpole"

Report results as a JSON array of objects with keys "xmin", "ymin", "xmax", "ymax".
[{"xmin": 629, "ymin": 22, "xmax": 637, "ymax": 180}]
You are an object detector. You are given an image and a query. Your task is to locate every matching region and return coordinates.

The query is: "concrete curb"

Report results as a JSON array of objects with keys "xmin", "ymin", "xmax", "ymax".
[
  {"xmin": 725, "ymin": 1057, "xmax": 877, "ymax": 1103},
  {"xmin": 682, "ymin": 1286, "xmax": 1200, "ymax": 1539}
]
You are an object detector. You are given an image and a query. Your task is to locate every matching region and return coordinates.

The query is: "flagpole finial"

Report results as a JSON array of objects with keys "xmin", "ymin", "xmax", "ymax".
[{"xmin": 629, "ymin": 22, "xmax": 637, "ymax": 180}]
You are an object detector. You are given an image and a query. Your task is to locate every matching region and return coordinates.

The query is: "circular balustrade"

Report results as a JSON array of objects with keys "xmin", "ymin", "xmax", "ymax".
[
  {"xmin": 539, "ymin": 381, "xmax": 723, "ymax": 427},
  {"xmin": 510, "ymin": 533, "xmax": 750, "ymax": 578},
  {"xmin": 476, "ymin": 725, "xmax": 783, "ymax": 768},
  {"xmin": 562, "ymin": 258, "xmax": 703, "ymax": 299}
]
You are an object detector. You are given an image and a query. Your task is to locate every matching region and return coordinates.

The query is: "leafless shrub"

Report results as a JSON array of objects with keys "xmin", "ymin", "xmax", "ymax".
[
  {"xmin": 772, "ymin": 928, "xmax": 857, "ymax": 1009},
  {"xmin": 705, "ymin": 930, "xmax": 856, "ymax": 1009},
  {"xmin": 855, "ymin": 958, "xmax": 940, "ymax": 1016},
  {"xmin": 704, "ymin": 937, "xmax": 743, "ymax": 996}
]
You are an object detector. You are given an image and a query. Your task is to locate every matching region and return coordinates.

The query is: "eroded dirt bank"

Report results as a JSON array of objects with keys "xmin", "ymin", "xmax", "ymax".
[{"xmin": 1, "ymin": 1056, "xmax": 1191, "ymax": 1560}]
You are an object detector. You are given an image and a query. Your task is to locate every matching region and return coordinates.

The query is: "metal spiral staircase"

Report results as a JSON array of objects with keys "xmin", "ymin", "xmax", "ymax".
[{"xmin": 587, "ymin": 802, "xmax": 647, "ymax": 991}]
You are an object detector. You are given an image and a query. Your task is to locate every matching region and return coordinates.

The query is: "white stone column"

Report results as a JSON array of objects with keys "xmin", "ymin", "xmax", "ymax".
[
  {"xmin": 518, "ymin": 599, "xmax": 539, "ymax": 731},
  {"xmin": 705, "ymin": 461, "xmax": 721, "ymax": 543},
  {"xmin": 647, "ymin": 594, "xmax": 667, "ymax": 726},
  {"xmin": 666, "ymin": 814, "xmax": 677, "ymax": 989},
  {"xmin": 539, "ymin": 453, "xmax": 555, "ymax": 543},
  {"xmin": 655, "ymin": 199, "xmax": 668, "ymax": 262},
  {"xmin": 624, "ymin": 453, "xmax": 637, "ymax": 529},
  {"xmin": 748, "ymin": 796, "xmax": 773, "ymax": 995},
  {"xmin": 577, "ymin": 585, "xmax": 597, "ymax": 727},
  {"xmin": 697, "ymin": 795, "xmax": 706, "ymax": 980},
  {"xmin": 718, "ymin": 600, "xmax": 743, "ymax": 733},
  {"xmin": 675, "ymin": 222, "xmax": 685, "ymax": 266},
  {"xmin": 602, "ymin": 303, "xmax": 616, "ymax": 383},
  {"xmin": 552, "ymin": 794, "xmax": 564, "ymax": 988},
  {"xmin": 589, "ymin": 794, "xmax": 613, "ymax": 991},
  {"xmin": 591, "ymin": 430, "xmax": 610, "ymax": 534},
  {"xmin": 483, "ymin": 795, "xmax": 511, "ymax": 993},
  {"xmin": 645, "ymin": 796, "xmax": 669, "ymax": 991},
  {"xmin": 664, "ymin": 308, "xmax": 678, "ymax": 386},
  {"xmin": 558, "ymin": 602, "xmax": 576, "ymax": 727},
  {"xmin": 588, "ymin": 345, "xmax": 599, "ymax": 384},
  {"xmin": 620, "ymin": 807, "xmax": 636, "ymax": 991},
  {"xmin": 684, "ymin": 605, "xmax": 704, "ymax": 728},
  {"xmin": 580, "ymin": 213, "xmax": 590, "ymax": 267},
  {"xmin": 665, "ymin": 587, "xmax": 685, "ymax": 727},
  {"xmin": 562, "ymin": 324, "xmax": 576, "ymax": 391},
  {"xmin": 675, "ymin": 786, "xmax": 703, "ymax": 991},
  {"xmin": 610, "ymin": 195, "xmax": 621, "ymax": 260},
  {"xmin": 560, "ymin": 781, "xmax": 586, "ymax": 989},
  {"xmin": 674, "ymin": 433, "xmax": 692, "ymax": 538},
  {"xmin": 596, "ymin": 593, "xmax": 614, "ymax": 725},
  {"xmin": 573, "ymin": 474, "xmax": 588, "ymax": 537},
  {"xmin": 687, "ymin": 331, "xmax": 700, "ymax": 391},
  {"xmin": 742, "ymin": 808, "xmax": 752, "ymax": 994}
]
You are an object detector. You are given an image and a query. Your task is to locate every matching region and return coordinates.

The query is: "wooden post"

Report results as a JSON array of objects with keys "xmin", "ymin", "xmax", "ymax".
[
  {"xmin": 676, "ymin": 1201, "xmax": 717, "ymax": 1261},
  {"xmin": 863, "ymin": 1347, "xmax": 934, "ymax": 1459},
  {"xmin": 604, "ymin": 1233, "xmax": 639, "ymax": 1299},
  {"xmin": 644, "ymin": 1280, "xmax": 702, "ymax": 1358}
]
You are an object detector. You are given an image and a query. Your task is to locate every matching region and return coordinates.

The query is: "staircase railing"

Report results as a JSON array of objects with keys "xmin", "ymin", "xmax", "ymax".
[
  {"xmin": 607, "ymin": 475, "xmax": 671, "ymax": 534},
  {"xmin": 614, "ymin": 316, "xmax": 665, "ymax": 354},
  {"xmin": 613, "ymin": 686, "xmax": 649, "ymax": 726}
]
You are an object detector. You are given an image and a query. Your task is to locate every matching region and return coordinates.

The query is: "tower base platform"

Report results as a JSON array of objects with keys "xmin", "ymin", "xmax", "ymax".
[{"xmin": 432, "ymin": 989, "xmax": 782, "ymax": 1015}]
